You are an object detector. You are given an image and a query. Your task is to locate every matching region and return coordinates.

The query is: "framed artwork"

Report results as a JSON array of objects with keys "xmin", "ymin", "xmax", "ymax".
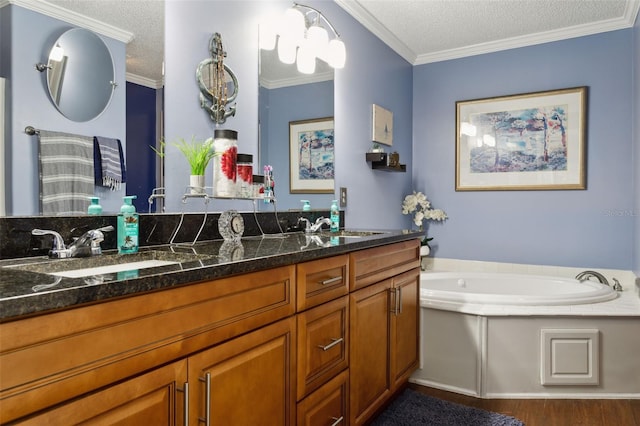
[
  {"xmin": 289, "ymin": 117, "xmax": 334, "ymax": 193},
  {"xmin": 372, "ymin": 104, "xmax": 393, "ymax": 146},
  {"xmin": 456, "ymin": 87, "xmax": 587, "ymax": 191}
]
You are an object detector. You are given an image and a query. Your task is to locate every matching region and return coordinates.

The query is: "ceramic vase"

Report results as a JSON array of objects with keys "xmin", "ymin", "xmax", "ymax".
[{"xmin": 190, "ymin": 174, "xmax": 205, "ymax": 194}]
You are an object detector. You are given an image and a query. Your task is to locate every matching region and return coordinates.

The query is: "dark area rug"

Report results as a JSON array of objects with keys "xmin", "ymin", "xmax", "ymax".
[{"xmin": 370, "ymin": 388, "xmax": 525, "ymax": 426}]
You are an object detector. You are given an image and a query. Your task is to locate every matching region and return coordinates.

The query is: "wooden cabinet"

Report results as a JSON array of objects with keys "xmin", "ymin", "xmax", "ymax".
[
  {"xmin": 1, "ymin": 239, "xmax": 420, "ymax": 425},
  {"xmin": 348, "ymin": 240, "xmax": 420, "ymax": 425},
  {"xmin": 188, "ymin": 317, "xmax": 296, "ymax": 426},
  {"xmin": 0, "ymin": 265, "xmax": 294, "ymax": 424},
  {"xmin": 16, "ymin": 360, "xmax": 188, "ymax": 426}
]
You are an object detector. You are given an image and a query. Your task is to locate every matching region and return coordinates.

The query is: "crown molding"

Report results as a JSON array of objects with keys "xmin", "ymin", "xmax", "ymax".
[
  {"xmin": 126, "ymin": 72, "xmax": 163, "ymax": 90},
  {"xmin": 335, "ymin": 0, "xmax": 416, "ymax": 64},
  {"xmin": 260, "ymin": 71, "xmax": 334, "ymax": 90},
  {"xmin": 415, "ymin": 1, "xmax": 640, "ymax": 65},
  {"xmin": 337, "ymin": 0, "xmax": 640, "ymax": 66},
  {"xmin": 5, "ymin": 0, "xmax": 133, "ymax": 43}
]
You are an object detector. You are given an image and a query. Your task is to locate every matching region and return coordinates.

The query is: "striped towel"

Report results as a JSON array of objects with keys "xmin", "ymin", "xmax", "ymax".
[
  {"xmin": 38, "ymin": 130, "xmax": 94, "ymax": 215},
  {"xmin": 94, "ymin": 136, "xmax": 126, "ymax": 190}
]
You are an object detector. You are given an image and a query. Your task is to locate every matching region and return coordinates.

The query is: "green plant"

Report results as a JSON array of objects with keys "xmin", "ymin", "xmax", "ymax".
[{"xmin": 151, "ymin": 137, "xmax": 216, "ymax": 175}]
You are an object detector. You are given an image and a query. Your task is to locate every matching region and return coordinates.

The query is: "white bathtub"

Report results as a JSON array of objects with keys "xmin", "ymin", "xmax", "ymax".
[
  {"xmin": 421, "ymin": 271, "xmax": 618, "ymax": 307},
  {"xmin": 412, "ymin": 271, "xmax": 640, "ymax": 398}
]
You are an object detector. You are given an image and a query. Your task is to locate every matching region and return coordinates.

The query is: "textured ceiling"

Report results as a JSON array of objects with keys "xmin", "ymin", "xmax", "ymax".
[{"xmin": 39, "ymin": 0, "xmax": 639, "ymax": 86}]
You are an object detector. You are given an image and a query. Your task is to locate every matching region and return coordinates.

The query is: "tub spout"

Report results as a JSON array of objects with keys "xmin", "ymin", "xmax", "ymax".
[{"xmin": 575, "ymin": 270, "xmax": 609, "ymax": 286}]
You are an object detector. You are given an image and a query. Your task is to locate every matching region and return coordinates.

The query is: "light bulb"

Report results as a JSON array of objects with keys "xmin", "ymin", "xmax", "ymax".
[
  {"xmin": 327, "ymin": 39, "xmax": 346, "ymax": 69},
  {"xmin": 259, "ymin": 22, "xmax": 276, "ymax": 50},
  {"xmin": 277, "ymin": 36, "xmax": 297, "ymax": 65},
  {"xmin": 307, "ymin": 25, "xmax": 329, "ymax": 60},
  {"xmin": 297, "ymin": 41, "xmax": 316, "ymax": 74},
  {"xmin": 282, "ymin": 7, "xmax": 305, "ymax": 44}
]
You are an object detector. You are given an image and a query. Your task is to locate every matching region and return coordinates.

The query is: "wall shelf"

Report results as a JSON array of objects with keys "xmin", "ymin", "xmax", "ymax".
[{"xmin": 365, "ymin": 152, "xmax": 406, "ymax": 172}]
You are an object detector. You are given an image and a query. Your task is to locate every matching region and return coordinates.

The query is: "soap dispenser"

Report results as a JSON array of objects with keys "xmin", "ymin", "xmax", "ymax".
[
  {"xmin": 87, "ymin": 197, "xmax": 102, "ymax": 215},
  {"xmin": 117, "ymin": 195, "xmax": 138, "ymax": 254},
  {"xmin": 301, "ymin": 200, "xmax": 311, "ymax": 211},
  {"xmin": 330, "ymin": 200, "xmax": 339, "ymax": 232}
]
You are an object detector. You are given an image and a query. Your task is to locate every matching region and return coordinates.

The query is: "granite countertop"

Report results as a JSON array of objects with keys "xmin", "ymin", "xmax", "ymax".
[{"xmin": 0, "ymin": 229, "xmax": 421, "ymax": 321}]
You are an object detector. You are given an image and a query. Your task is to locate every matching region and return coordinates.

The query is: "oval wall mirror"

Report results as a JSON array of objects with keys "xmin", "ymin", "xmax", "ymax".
[{"xmin": 45, "ymin": 28, "xmax": 116, "ymax": 122}]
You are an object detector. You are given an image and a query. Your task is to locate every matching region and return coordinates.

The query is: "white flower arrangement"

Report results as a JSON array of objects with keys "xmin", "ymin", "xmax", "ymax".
[{"xmin": 401, "ymin": 191, "xmax": 447, "ymax": 247}]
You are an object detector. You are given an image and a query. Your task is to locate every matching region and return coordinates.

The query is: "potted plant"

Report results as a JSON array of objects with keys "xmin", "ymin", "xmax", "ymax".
[
  {"xmin": 152, "ymin": 137, "xmax": 216, "ymax": 194},
  {"xmin": 401, "ymin": 191, "xmax": 447, "ymax": 256}
]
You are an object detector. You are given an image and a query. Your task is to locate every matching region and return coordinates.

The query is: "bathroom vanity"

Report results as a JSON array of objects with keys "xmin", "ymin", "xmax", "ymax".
[{"xmin": 0, "ymin": 232, "xmax": 420, "ymax": 425}]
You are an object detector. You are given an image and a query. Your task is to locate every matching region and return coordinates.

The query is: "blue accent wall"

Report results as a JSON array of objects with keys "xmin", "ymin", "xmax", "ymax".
[
  {"xmin": 413, "ymin": 30, "xmax": 635, "ymax": 270},
  {"xmin": 162, "ymin": 1, "xmax": 637, "ymax": 271}
]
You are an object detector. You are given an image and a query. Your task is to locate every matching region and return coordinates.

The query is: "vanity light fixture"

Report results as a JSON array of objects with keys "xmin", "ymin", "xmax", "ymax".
[{"xmin": 260, "ymin": 3, "xmax": 346, "ymax": 74}]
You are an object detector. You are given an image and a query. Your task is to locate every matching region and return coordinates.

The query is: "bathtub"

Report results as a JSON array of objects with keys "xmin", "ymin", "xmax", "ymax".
[
  {"xmin": 411, "ymin": 271, "xmax": 640, "ymax": 398},
  {"xmin": 420, "ymin": 271, "xmax": 618, "ymax": 307}
]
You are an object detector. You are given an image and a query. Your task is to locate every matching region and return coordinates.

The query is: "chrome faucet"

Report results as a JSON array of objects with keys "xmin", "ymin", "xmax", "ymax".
[
  {"xmin": 576, "ymin": 270, "xmax": 623, "ymax": 292},
  {"xmin": 575, "ymin": 270, "xmax": 609, "ymax": 286},
  {"xmin": 298, "ymin": 217, "xmax": 332, "ymax": 233},
  {"xmin": 32, "ymin": 226, "xmax": 114, "ymax": 258}
]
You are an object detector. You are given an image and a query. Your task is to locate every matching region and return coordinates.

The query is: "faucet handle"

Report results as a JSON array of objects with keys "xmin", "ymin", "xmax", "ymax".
[{"xmin": 32, "ymin": 229, "xmax": 69, "ymax": 257}]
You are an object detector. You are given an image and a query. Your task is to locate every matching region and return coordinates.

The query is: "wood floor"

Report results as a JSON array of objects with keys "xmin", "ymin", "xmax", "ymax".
[{"xmin": 408, "ymin": 383, "xmax": 640, "ymax": 426}]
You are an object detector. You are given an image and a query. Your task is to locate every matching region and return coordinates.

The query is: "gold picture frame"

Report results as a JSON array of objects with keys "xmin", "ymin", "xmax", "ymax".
[{"xmin": 456, "ymin": 87, "xmax": 587, "ymax": 191}]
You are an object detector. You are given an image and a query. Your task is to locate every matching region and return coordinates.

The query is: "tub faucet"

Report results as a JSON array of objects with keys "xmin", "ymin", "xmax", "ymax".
[{"xmin": 575, "ymin": 270, "xmax": 609, "ymax": 286}]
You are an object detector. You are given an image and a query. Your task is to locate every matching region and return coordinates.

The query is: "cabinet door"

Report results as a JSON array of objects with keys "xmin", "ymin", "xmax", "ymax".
[
  {"xmin": 349, "ymin": 280, "xmax": 391, "ymax": 426},
  {"xmin": 189, "ymin": 317, "xmax": 296, "ymax": 426},
  {"xmin": 17, "ymin": 360, "xmax": 188, "ymax": 425},
  {"xmin": 390, "ymin": 267, "xmax": 420, "ymax": 390}
]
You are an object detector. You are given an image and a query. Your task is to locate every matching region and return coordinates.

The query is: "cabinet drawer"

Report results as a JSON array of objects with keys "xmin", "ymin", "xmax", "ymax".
[
  {"xmin": 297, "ymin": 296, "xmax": 349, "ymax": 400},
  {"xmin": 350, "ymin": 240, "xmax": 420, "ymax": 291},
  {"xmin": 297, "ymin": 369, "xmax": 349, "ymax": 426},
  {"xmin": 297, "ymin": 254, "xmax": 349, "ymax": 311}
]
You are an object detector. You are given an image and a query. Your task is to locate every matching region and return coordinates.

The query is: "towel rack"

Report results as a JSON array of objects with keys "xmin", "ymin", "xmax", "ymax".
[{"xmin": 25, "ymin": 126, "xmax": 40, "ymax": 135}]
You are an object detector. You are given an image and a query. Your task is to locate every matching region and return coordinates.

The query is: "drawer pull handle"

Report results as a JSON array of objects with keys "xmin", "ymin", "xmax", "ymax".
[
  {"xmin": 320, "ymin": 276, "xmax": 342, "ymax": 285},
  {"xmin": 330, "ymin": 416, "xmax": 344, "ymax": 426},
  {"xmin": 318, "ymin": 337, "xmax": 344, "ymax": 351}
]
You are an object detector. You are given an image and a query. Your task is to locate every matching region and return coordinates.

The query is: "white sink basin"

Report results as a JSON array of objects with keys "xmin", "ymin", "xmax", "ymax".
[{"xmin": 50, "ymin": 260, "xmax": 179, "ymax": 278}]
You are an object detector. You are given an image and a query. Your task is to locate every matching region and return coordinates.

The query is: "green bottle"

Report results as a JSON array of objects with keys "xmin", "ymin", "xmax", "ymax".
[
  {"xmin": 330, "ymin": 200, "xmax": 339, "ymax": 232},
  {"xmin": 117, "ymin": 196, "xmax": 138, "ymax": 254}
]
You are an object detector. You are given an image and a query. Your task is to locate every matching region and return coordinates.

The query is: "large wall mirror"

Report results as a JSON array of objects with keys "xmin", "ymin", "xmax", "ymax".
[
  {"xmin": 258, "ymin": 38, "xmax": 335, "ymax": 210},
  {"xmin": 43, "ymin": 28, "xmax": 116, "ymax": 122},
  {"xmin": 3, "ymin": 1, "xmax": 337, "ymax": 217}
]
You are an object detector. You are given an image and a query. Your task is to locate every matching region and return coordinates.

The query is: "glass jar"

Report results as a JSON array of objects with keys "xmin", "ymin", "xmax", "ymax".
[
  {"xmin": 252, "ymin": 174, "xmax": 265, "ymax": 199},
  {"xmin": 212, "ymin": 129, "xmax": 237, "ymax": 197},
  {"xmin": 236, "ymin": 154, "xmax": 253, "ymax": 198}
]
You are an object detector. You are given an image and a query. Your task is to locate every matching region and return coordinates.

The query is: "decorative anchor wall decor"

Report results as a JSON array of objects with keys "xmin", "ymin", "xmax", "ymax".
[{"xmin": 196, "ymin": 33, "xmax": 238, "ymax": 125}]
